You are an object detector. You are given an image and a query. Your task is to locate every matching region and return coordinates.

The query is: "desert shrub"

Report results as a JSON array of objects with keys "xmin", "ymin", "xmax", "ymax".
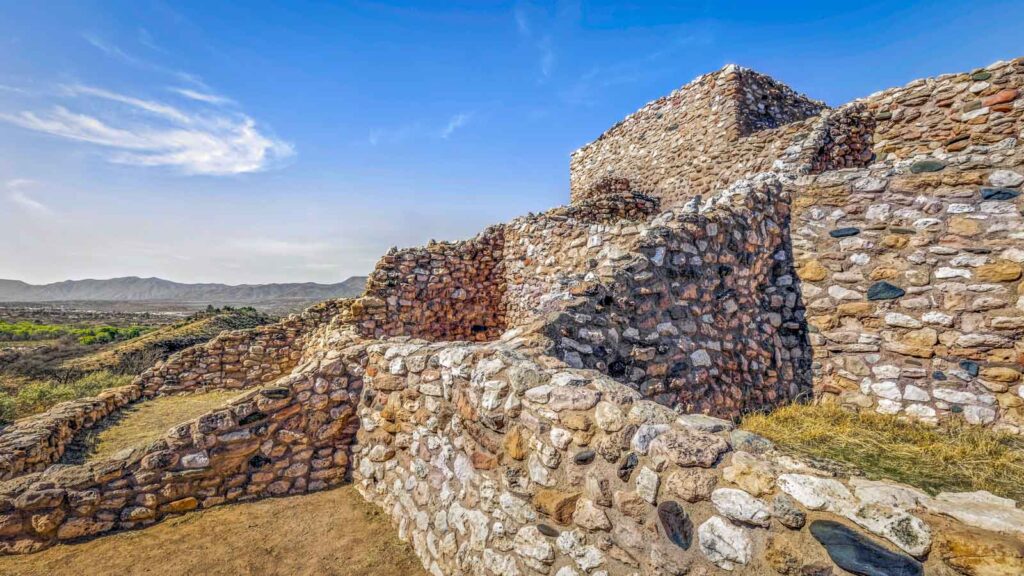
[
  {"xmin": 0, "ymin": 371, "xmax": 134, "ymax": 423},
  {"xmin": 0, "ymin": 321, "xmax": 149, "ymax": 345},
  {"xmin": 0, "ymin": 395, "xmax": 15, "ymax": 425}
]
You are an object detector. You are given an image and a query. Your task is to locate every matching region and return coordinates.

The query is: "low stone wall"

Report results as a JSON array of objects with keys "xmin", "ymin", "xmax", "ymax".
[
  {"xmin": 137, "ymin": 298, "xmax": 349, "ymax": 396},
  {"xmin": 0, "ymin": 299, "xmax": 350, "ymax": 484},
  {"xmin": 353, "ymin": 335, "xmax": 1024, "ymax": 576},
  {"xmin": 0, "ymin": 330, "xmax": 363, "ymax": 554},
  {"xmin": 547, "ymin": 174, "xmax": 811, "ymax": 417},
  {"xmin": 794, "ymin": 149, "xmax": 1024, "ymax": 431},
  {"xmin": 0, "ymin": 386, "xmax": 141, "ymax": 481}
]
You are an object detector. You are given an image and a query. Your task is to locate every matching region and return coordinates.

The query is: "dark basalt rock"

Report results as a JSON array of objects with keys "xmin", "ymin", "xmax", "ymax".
[
  {"xmin": 959, "ymin": 360, "xmax": 980, "ymax": 378},
  {"xmin": 238, "ymin": 411, "xmax": 268, "ymax": 426},
  {"xmin": 260, "ymin": 387, "xmax": 291, "ymax": 400},
  {"xmin": 810, "ymin": 520, "xmax": 922, "ymax": 576},
  {"xmin": 657, "ymin": 501, "xmax": 692, "ymax": 549},
  {"xmin": 573, "ymin": 449, "xmax": 596, "ymax": 465},
  {"xmin": 932, "ymin": 371, "xmax": 946, "ymax": 380},
  {"xmin": 537, "ymin": 524, "xmax": 559, "ymax": 537},
  {"xmin": 970, "ymin": 70, "xmax": 992, "ymax": 81},
  {"xmin": 866, "ymin": 281, "xmax": 905, "ymax": 301},
  {"xmin": 618, "ymin": 452, "xmax": 638, "ymax": 481},
  {"xmin": 248, "ymin": 454, "xmax": 272, "ymax": 469},
  {"xmin": 829, "ymin": 227, "xmax": 861, "ymax": 238},
  {"xmin": 980, "ymin": 187, "xmax": 1021, "ymax": 201},
  {"xmin": 909, "ymin": 160, "xmax": 946, "ymax": 174}
]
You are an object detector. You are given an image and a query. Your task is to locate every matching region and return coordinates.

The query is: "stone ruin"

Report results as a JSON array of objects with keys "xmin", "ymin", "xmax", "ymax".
[{"xmin": 0, "ymin": 56, "xmax": 1023, "ymax": 575}]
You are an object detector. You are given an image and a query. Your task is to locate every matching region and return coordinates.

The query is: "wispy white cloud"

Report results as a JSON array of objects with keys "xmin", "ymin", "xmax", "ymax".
[
  {"xmin": 82, "ymin": 33, "xmax": 144, "ymax": 67},
  {"xmin": 137, "ymin": 28, "xmax": 167, "ymax": 54},
  {"xmin": 514, "ymin": 5, "xmax": 531, "ymax": 35},
  {"xmin": 5, "ymin": 180, "xmax": 54, "ymax": 217},
  {"xmin": 1, "ymin": 84, "xmax": 293, "ymax": 175},
  {"xmin": 170, "ymin": 87, "xmax": 233, "ymax": 105},
  {"xmin": 370, "ymin": 112, "xmax": 475, "ymax": 146},
  {"xmin": 514, "ymin": 4, "xmax": 557, "ymax": 79},
  {"xmin": 440, "ymin": 112, "xmax": 474, "ymax": 139}
]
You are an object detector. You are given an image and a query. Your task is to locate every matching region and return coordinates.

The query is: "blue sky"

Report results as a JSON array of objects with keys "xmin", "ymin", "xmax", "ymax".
[{"xmin": 1, "ymin": 0, "xmax": 1022, "ymax": 284}]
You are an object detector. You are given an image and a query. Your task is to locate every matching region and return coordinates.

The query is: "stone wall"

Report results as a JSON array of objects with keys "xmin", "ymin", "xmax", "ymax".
[
  {"xmin": 0, "ymin": 299, "xmax": 349, "ymax": 482},
  {"xmin": 865, "ymin": 58, "xmax": 1023, "ymax": 160},
  {"xmin": 0, "ymin": 328, "xmax": 363, "ymax": 554},
  {"xmin": 570, "ymin": 55, "xmax": 1024, "ymax": 430},
  {"xmin": 569, "ymin": 65, "xmax": 825, "ymax": 206},
  {"xmin": 353, "ymin": 334, "xmax": 1024, "ymax": 576},
  {"xmin": 547, "ymin": 175, "xmax": 811, "ymax": 418},
  {"xmin": 794, "ymin": 150, "xmax": 1024, "ymax": 432},
  {"xmin": 138, "ymin": 299, "xmax": 348, "ymax": 396},
  {"xmin": 0, "ymin": 385, "xmax": 141, "ymax": 481},
  {"xmin": 501, "ymin": 193, "xmax": 659, "ymax": 328},
  {"xmin": 356, "ymin": 227, "xmax": 508, "ymax": 342}
]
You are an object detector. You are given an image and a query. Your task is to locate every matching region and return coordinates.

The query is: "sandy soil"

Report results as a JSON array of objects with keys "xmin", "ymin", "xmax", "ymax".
[{"xmin": 0, "ymin": 486, "xmax": 426, "ymax": 576}]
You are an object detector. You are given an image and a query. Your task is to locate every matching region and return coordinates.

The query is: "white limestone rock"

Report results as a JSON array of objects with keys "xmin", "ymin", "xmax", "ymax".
[
  {"xmin": 710, "ymin": 488, "xmax": 771, "ymax": 527},
  {"xmin": 698, "ymin": 516, "xmax": 752, "ymax": 571}
]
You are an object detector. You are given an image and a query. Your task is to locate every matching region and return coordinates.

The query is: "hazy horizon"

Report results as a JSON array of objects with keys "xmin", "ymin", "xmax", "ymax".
[{"xmin": 2, "ymin": 1, "xmax": 1023, "ymax": 284}]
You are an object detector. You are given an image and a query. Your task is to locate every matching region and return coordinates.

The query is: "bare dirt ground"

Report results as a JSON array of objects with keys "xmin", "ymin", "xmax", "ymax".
[{"xmin": 0, "ymin": 486, "xmax": 426, "ymax": 576}]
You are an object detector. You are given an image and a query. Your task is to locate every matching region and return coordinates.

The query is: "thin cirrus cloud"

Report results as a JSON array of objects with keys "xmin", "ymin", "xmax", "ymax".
[
  {"xmin": 169, "ymin": 87, "xmax": 234, "ymax": 105},
  {"xmin": 5, "ymin": 179, "xmax": 54, "ymax": 217},
  {"xmin": 514, "ymin": 4, "xmax": 555, "ymax": 79},
  {"xmin": 440, "ymin": 112, "xmax": 474, "ymax": 139},
  {"xmin": 369, "ymin": 111, "xmax": 474, "ymax": 145},
  {"xmin": 0, "ymin": 83, "xmax": 294, "ymax": 175}
]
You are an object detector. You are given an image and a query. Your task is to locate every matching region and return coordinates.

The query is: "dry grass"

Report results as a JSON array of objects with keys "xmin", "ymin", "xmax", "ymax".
[
  {"xmin": 62, "ymin": 389, "xmax": 242, "ymax": 464},
  {"xmin": 0, "ymin": 485, "xmax": 426, "ymax": 576},
  {"xmin": 742, "ymin": 403, "xmax": 1024, "ymax": 502}
]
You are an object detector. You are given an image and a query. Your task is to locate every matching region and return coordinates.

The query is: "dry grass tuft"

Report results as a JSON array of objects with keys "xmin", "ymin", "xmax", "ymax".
[{"xmin": 742, "ymin": 403, "xmax": 1024, "ymax": 502}]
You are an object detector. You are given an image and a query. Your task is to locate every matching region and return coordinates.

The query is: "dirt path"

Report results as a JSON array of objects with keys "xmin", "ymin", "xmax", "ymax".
[{"xmin": 0, "ymin": 486, "xmax": 426, "ymax": 576}]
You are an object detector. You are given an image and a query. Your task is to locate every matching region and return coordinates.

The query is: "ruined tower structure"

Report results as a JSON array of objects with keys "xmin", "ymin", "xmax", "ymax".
[{"xmin": 1, "ymin": 57, "xmax": 1022, "ymax": 575}]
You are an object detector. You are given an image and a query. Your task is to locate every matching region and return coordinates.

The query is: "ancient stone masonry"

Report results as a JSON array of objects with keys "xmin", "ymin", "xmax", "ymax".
[
  {"xmin": 356, "ymin": 227, "xmax": 508, "ymax": 342},
  {"xmin": 543, "ymin": 176, "xmax": 810, "ymax": 417},
  {"xmin": 0, "ymin": 327, "xmax": 362, "ymax": 554},
  {"xmin": 569, "ymin": 65, "xmax": 826, "ymax": 206},
  {"xmin": 352, "ymin": 334, "xmax": 1024, "ymax": 576},
  {"xmin": 0, "ymin": 299, "xmax": 347, "ymax": 481},
  {"xmin": 570, "ymin": 55, "xmax": 1024, "ymax": 432},
  {"xmin": 1, "ymin": 56, "xmax": 1023, "ymax": 575}
]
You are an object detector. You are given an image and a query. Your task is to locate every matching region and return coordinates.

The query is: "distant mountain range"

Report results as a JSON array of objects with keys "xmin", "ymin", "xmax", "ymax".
[{"xmin": 0, "ymin": 276, "xmax": 367, "ymax": 303}]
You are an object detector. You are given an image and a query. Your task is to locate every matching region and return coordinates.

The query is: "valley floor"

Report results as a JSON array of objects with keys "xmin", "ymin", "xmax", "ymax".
[{"xmin": 0, "ymin": 486, "xmax": 426, "ymax": 576}]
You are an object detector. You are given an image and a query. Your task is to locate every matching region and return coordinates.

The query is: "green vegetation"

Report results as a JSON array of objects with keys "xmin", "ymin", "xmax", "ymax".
[
  {"xmin": 0, "ymin": 371, "xmax": 133, "ymax": 424},
  {"xmin": 0, "ymin": 306, "xmax": 274, "ymax": 424},
  {"xmin": 742, "ymin": 403, "xmax": 1024, "ymax": 502},
  {"xmin": 65, "ymin": 306, "xmax": 271, "ymax": 374},
  {"xmin": 0, "ymin": 320, "xmax": 148, "ymax": 345}
]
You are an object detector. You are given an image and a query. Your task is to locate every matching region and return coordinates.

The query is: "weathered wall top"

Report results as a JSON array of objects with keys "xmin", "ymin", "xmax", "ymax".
[{"xmin": 569, "ymin": 65, "xmax": 826, "ymax": 205}]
